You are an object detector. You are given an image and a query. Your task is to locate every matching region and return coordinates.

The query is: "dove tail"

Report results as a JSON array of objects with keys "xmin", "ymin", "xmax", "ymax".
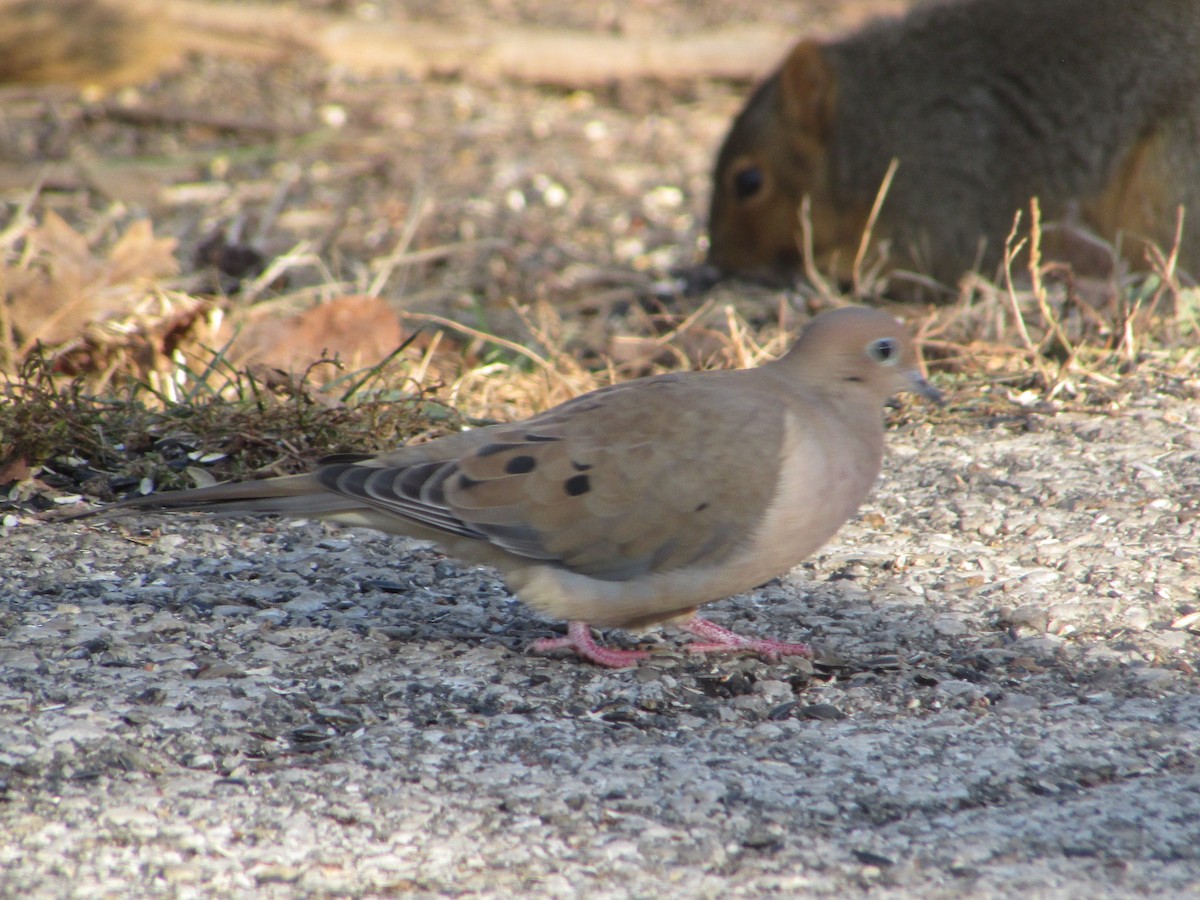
[{"xmin": 64, "ymin": 473, "xmax": 356, "ymax": 521}]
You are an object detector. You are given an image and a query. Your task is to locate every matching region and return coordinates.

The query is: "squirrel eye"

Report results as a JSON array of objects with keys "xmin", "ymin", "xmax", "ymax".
[
  {"xmin": 866, "ymin": 337, "xmax": 900, "ymax": 365},
  {"xmin": 732, "ymin": 165, "xmax": 764, "ymax": 200}
]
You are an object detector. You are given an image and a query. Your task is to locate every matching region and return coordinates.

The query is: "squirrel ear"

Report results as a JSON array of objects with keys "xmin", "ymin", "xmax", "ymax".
[{"xmin": 778, "ymin": 40, "xmax": 836, "ymax": 138}]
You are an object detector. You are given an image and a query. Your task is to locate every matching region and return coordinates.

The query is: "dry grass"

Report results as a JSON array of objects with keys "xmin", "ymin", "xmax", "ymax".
[
  {"xmin": 2, "ymin": 197, "xmax": 1198, "ymax": 508},
  {"xmin": 918, "ymin": 202, "xmax": 1200, "ymax": 403},
  {"xmin": 0, "ymin": 340, "xmax": 454, "ymax": 502}
]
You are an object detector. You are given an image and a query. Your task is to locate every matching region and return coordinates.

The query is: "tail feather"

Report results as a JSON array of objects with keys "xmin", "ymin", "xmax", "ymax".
[{"xmin": 64, "ymin": 473, "xmax": 361, "ymax": 521}]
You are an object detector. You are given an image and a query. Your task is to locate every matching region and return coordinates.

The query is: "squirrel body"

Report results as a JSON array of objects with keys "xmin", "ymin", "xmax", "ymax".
[{"xmin": 708, "ymin": 0, "xmax": 1200, "ymax": 285}]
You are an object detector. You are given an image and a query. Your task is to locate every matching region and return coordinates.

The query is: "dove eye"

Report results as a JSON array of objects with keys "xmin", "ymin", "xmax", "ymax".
[{"xmin": 866, "ymin": 337, "xmax": 900, "ymax": 365}]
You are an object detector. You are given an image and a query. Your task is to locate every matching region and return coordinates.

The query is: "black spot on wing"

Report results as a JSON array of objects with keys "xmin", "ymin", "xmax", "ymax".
[
  {"xmin": 475, "ymin": 442, "xmax": 517, "ymax": 458},
  {"xmin": 318, "ymin": 452, "xmax": 376, "ymax": 465},
  {"xmin": 571, "ymin": 460, "xmax": 592, "ymax": 471},
  {"xmin": 504, "ymin": 455, "xmax": 537, "ymax": 474},
  {"xmin": 564, "ymin": 474, "xmax": 590, "ymax": 496}
]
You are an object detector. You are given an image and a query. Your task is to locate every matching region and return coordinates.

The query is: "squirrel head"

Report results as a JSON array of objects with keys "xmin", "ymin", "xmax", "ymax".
[{"xmin": 707, "ymin": 40, "xmax": 866, "ymax": 280}]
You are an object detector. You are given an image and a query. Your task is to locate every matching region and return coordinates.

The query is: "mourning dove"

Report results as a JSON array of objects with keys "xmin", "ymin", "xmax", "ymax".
[{"xmin": 80, "ymin": 306, "xmax": 940, "ymax": 667}]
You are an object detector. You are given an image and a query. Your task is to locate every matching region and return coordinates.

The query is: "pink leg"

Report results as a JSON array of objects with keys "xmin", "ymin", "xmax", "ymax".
[
  {"xmin": 682, "ymin": 617, "xmax": 812, "ymax": 660},
  {"xmin": 531, "ymin": 621, "xmax": 650, "ymax": 668}
]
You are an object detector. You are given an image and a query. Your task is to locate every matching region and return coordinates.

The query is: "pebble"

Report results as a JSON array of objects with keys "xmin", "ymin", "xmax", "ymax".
[{"xmin": 283, "ymin": 594, "xmax": 328, "ymax": 614}]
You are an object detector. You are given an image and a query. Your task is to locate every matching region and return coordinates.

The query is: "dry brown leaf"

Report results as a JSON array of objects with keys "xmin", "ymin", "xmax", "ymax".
[
  {"xmin": 6, "ymin": 212, "xmax": 178, "ymax": 350},
  {"xmin": 227, "ymin": 295, "xmax": 405, "ymax": 377},
  {"xmin": 105, "ymin": 218, "xmax": 180, "ymax": 285},
  {"xmin": 0, "ymin": 456, "xmax": 31, "ymax": 485},
  {"xmin": 32, "ymin": 210, "xmax": 91, "ymax": 267}
]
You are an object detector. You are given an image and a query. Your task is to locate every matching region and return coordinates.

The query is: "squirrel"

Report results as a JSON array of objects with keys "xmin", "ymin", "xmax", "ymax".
[
  {"xmin": 707, "ymin": 0, "xmax": 1200, "ymax": 288},
  {"xmin": 0, "ymin": 0, "xmax": 182, "ymax": 89}
]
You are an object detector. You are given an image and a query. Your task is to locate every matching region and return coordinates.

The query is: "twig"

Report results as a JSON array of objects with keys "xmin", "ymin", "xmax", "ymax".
[
  {"xmin": 240, "ymin": 242, "xmax": 327, "ymax": 304},
  {"xmin": 98, "ymin": 104, "xmax": 305, "ymax": 137},
  {"xmin": 367, "ymin": 185, "xmax": 432, "ymax": 299},
  {"xmin": 401, "ymin": 311, "xmax": 557, "ymax": 377},
  {"xmin": 1000, "ymin": 210, "xmax": 1036, "ymax": 351},
  {"xmin": 798, "ymin": 196, "xmax": 839, "ymax": 304},
  {"xmin": 1026, "ymin": 198, "xmax": 1075, "ymax": 361},
  {"xmin": 852, "ymin": 157, "xmax": 898, "ymax": 296}
]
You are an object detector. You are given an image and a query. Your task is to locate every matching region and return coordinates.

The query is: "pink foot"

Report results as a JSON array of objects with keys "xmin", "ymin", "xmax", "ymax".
[
  {"xmin": 531, "ymin": 621, "xmax": 650, "ymax": 668},
  {"xmin": 682, "ymin": 617, "xmax": 812, "ymax": 660}
]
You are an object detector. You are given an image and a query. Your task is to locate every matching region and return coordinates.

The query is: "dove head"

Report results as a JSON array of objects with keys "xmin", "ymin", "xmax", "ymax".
[{"xmin": 780, "ymin": 306, "xmax": 941, "ymax": 405}]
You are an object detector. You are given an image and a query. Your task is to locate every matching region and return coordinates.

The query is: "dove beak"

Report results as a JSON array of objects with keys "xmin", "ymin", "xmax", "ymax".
[{"xmin": 907, "ymin": 370, "xmax": 943, "ymax": 405}]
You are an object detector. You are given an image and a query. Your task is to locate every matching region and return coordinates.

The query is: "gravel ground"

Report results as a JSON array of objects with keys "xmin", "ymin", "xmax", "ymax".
[{"xmin": 4, "ymin": 390, "xmax": 1200, "ymax": 897}]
